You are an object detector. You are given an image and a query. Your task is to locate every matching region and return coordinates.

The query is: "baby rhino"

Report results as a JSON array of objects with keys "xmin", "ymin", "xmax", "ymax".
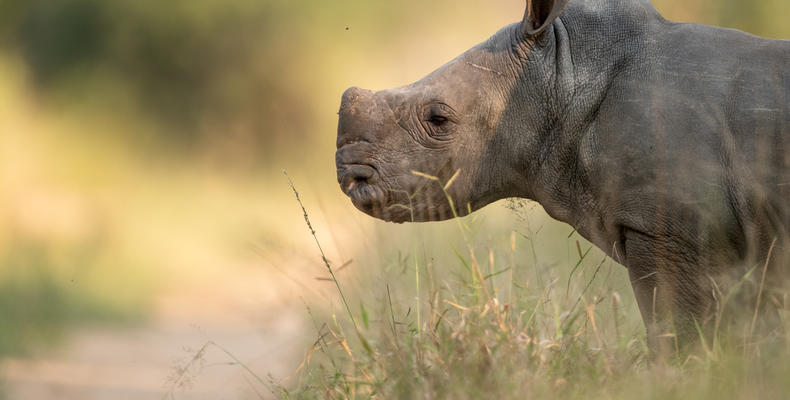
[{"xmin": 335, "ymin": 0, "xmax": 790, "ymax": 354}]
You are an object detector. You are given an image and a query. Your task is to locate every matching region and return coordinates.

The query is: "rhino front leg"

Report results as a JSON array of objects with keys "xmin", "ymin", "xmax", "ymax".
[{"xmin": 623, "ymin": 228, "xmax": 717, "ymax": 357}]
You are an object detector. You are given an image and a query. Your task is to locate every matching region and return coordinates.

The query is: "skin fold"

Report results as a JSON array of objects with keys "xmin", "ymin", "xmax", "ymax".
[{"xmin": 336, "ymin": 0, "xmax": 790, "ymax": 355}]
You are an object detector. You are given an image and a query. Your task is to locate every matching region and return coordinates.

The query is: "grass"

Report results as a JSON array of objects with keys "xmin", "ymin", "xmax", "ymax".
[{"xmin": 246, "ymin": 176, "xmax": 790, "ymax": 400}]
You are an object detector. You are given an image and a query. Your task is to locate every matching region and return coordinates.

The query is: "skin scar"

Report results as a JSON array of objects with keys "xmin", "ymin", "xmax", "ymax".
[{"xmin": 465, "ymin": 61, "xmax": 506, "ymax": 77}]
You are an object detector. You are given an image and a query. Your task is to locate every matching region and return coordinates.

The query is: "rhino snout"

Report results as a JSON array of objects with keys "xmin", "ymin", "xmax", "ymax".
[
  {"xmin": 335, "ymin": 86, "xmax": 420, "ymax": 223},
  {"xmin": 336, "ymin": 162, "xmax": 390, "ymax": 216},
  {"xmin": 337, "ymin": 86, "xmax": 378, "ymax": 148}
]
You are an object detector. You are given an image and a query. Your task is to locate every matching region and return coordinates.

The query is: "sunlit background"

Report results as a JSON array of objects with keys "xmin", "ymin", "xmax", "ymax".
[{"xmin": 0, "ymin": 0, "xmax": 788, "ymax": 398}]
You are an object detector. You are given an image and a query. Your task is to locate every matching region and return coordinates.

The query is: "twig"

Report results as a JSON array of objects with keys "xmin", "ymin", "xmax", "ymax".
[
  {"xmin": 750, "ymin": 238, "xmax": 777, "ymax": 337},
  {"xmin": 563, "ymin": 255, "xmax": 606, "ymax": 326},
  {"xmin": 284, "ymin": 170, "xmax": 375, "ymax": 360},
  {"xmin": 387, "ymin": 284, "xmax": 400, "ymax": 349},
  {"xmin": 162, "ymin": 341, "xmax": 271, "ymax": 400},
  {"xmin": 283, "ymin": 170, "xmax": 356, "ymax": 330}
]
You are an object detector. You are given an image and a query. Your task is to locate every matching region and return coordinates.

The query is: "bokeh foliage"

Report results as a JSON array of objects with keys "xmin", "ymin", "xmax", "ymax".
[{"xmin": 0, "ymin": 0, "xmax": 788, "ymax": 154}]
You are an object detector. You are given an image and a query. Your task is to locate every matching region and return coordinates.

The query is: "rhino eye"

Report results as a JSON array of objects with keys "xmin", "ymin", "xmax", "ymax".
[
  {"xmin": 428, "ymin": 115, "xmax": 448, "ymax": 126},
  {"xmin": 420, "ymin": 102, "xmax": 455, "ymax": 141},
  {"xmin": 423, "ymin": 103, "xmax": 454, "ymax": 127}
]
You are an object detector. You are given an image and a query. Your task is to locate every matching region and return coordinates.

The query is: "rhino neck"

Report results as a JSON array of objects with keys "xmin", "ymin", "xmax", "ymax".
[{"xmin": 513, "ymin": 1, "xmax": 663, "ymax": 229}]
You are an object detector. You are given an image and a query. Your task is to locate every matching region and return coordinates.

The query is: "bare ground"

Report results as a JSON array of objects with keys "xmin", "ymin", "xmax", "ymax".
[{"xmin": 0, "ymin": 270, "xmax": 309, "ymax": 400}]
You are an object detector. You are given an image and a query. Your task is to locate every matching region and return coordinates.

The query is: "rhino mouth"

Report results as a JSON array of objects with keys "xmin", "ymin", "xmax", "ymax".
[
  {"xmin": 340, "ymin": 164, "xmax": 444, "ymax": 223},
  {"xmin": 338, "ymin": 164, "xmax": 391, "ymax": 215}
]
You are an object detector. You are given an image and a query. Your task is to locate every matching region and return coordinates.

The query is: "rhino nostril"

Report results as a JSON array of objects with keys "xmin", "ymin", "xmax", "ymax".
[
  {"xmin": 339, "ymin": 164, "xmax": 378, "ymax": 194},
  {"xmin": 346, "ymin": 175, "xmax": 369, "ymax": 192}
]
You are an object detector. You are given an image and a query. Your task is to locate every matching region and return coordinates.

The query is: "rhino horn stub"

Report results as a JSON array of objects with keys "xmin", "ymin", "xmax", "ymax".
[{"xmin": 522, "ymin": 0, "xmax": 570, "ymax": 37}]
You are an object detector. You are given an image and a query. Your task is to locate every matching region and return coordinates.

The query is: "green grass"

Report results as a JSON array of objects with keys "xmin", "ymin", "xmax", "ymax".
[{"xmin": 260, "ymin": 181, "xmax": 790, "ymax": 400}]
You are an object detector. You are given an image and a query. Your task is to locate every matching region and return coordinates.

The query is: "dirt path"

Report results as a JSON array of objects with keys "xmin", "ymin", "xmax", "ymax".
[{"xmin": 0, "ymin": 272, "xmax": 309, "ymax": 400}]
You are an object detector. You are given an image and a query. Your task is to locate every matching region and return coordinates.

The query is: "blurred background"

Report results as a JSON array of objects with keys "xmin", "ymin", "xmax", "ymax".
[{"xmin": 0, "ymin": 0, "xmax": 787, "ymax": 398}]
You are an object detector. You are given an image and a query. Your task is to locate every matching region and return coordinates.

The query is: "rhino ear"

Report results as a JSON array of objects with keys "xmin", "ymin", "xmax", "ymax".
[{"xmin": 522, "ymin": 0, "xmax": 569, "ymax": 37}]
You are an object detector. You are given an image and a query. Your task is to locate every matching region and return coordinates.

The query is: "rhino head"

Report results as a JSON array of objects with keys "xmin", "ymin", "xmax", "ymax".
[{"xmin": 336, "ymin": 0, "xmax": 570, "ymax": 223}]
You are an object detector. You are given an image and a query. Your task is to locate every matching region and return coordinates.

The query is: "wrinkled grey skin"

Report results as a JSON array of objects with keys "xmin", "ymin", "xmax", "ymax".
[{"xmin": 336, "ymin": 0, "xmax": 790, "ymax": 353}]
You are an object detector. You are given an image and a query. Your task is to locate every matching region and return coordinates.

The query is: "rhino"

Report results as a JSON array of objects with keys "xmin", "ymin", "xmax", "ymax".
[{"xmin": 335, "ymin": 0, "xmax": 790, "ymax": 353}]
